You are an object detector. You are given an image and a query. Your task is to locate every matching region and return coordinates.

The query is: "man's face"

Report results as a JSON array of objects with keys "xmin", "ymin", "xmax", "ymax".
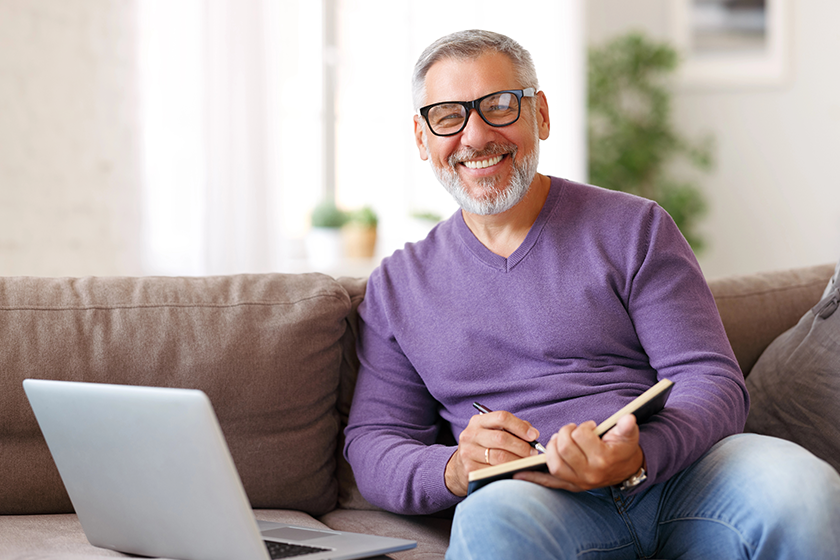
[{"xmin": 414, "ymin": 51, "xmax": 550, "ymax": 215}]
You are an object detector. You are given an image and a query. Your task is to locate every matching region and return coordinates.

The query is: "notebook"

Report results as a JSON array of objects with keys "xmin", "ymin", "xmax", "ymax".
[
  {"xmin": 23, "ymin": 378, "xmax": 416, "ymax": 560},
  {"xmin": 466, "ymin": 378, "xmax": 675, "ymax": 494}
]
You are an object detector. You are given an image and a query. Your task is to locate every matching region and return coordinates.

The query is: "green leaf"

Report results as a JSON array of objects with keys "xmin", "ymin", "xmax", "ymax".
[{"xmin": 588, "ymin": 32, "xmax": 713, "ymax": 253}]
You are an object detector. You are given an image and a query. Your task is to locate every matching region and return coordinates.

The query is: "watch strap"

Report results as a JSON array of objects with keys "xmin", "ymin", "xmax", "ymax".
[{"xmin": 617, "ymin": 467, "xmax": 647, "ymax": 492}]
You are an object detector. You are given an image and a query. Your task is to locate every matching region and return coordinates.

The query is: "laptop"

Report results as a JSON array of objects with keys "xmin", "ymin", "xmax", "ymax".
[{"xmin": 23, "ymin": 379, "xmax": 416, "ymax": 560}]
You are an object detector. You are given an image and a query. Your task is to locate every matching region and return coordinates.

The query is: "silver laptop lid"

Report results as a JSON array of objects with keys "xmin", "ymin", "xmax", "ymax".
[{"xmin": 23, "ymin": 379, "xmax": 270, "ymax": 560}]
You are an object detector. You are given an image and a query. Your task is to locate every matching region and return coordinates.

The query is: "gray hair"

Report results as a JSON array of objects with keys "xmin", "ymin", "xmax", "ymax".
[{"xmin": 411, "ymin": 30, "xmax": 539, "ymax": 110}]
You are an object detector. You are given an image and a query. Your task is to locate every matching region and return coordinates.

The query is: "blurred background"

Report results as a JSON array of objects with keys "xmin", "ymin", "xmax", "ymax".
[{"xmin": 1, "ymin": 0, "xmax": 837, "ymax": 279}]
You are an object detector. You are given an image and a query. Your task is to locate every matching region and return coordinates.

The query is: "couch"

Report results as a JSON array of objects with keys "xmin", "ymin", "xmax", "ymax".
[{"xmin": 0, "ymin": 263, "xmax": 835, "ymax": 559}]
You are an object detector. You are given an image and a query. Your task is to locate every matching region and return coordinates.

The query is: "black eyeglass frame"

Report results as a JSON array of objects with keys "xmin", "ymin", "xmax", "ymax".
[{"xmin": 418, "ymin": 87, "xmax": 537, "ymax": 137}]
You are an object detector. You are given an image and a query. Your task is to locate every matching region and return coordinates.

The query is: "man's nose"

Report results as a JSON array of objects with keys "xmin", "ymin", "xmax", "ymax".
[{"xmin": 459, "ymin": 109, "xmax": 497, "ymax": 149}]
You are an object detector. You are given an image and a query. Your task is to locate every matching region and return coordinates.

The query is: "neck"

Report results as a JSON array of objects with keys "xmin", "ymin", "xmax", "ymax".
[{"xmin": 461, "ymin": 173, "xmax": 551, "ymax": 258}]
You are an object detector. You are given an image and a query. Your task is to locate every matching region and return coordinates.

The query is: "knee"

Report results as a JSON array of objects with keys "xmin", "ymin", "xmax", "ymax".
[
  {"xmin": 760, "ymin": 438, "xmax": 840, "ymax": 526},
  {"xmin": 453, "ymin": 479, "xmax": 549, "ymax": 526},
  {"xmin": 448, "ymin": 480, "xmax": 565, "ymax": 560},
  {"xmin": 663, "ymin": 435, "xmax": 840, "ymax": 557},
  {"xmin": 448, "ymin": 481, "xmax": 533, "ymax": 560},
  {"xmin": 736, "ymin": 434, "xmax": 840, "ymax": 554},
  {"xmin": 725, "ymin": 434, "xmax": 839, "ymax": 499},
  {"xmin": 713, "ymin": 434, "xmax": 840, "ymax": 529}
]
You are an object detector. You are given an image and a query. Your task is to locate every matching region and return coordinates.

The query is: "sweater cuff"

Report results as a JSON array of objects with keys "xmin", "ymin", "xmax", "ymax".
[{"xmin": 417, "ymin": 445, "xmax": 464, "ymax": 513}]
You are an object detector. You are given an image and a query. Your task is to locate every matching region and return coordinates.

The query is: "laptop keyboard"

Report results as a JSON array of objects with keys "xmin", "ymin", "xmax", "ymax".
[{"xmin": 265, "ymin": 540, "xmax": 331, "ymax": 558}]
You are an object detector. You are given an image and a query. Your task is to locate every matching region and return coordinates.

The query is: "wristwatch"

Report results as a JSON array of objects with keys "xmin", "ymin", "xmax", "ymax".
[{"xmin": 617, "ymin": 467, "xmax": 647, "ymax": 492}]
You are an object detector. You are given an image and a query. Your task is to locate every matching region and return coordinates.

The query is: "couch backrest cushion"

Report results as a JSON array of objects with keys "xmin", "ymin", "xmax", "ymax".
[
  {"xmin": 708, "ymin": 264, "xmax": 834, "ymax": 376},
  {"xmin": 0, "ymin": 273, "xmax": 350, "ymax": 516}
]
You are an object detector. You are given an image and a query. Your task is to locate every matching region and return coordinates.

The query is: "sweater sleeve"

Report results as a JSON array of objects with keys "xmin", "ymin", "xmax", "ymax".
[
  {"xmin": 627, "ymin": 204, "xmax": 750, "ymax": 490},
  {"xmin": 343, "ymin": 267, "xmax": 462, "ymax": 515}
]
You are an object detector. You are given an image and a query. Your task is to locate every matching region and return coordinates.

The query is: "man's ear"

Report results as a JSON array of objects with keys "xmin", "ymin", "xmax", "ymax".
[
  {"xmin": 536, "ymin": 90, "xmax": 550, "ymax": 141},
  {"xmin": 414, "ymin": 115, "xmax": 429, "ymax": 161}
]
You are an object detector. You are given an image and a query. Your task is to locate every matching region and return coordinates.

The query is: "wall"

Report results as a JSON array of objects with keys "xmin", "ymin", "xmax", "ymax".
[
  {"xmin": 587, "ymin": 0, "xmax": 840, "ymax": 279},
  {"xmin": 0, "ymin": 0, "xmax": 142, "ymax": 277}
]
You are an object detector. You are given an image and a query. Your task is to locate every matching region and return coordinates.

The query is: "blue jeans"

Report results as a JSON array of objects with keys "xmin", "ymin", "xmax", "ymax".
[{"xmin": 446, "ymin": 434, "xmax": 840, "ymax": 559}]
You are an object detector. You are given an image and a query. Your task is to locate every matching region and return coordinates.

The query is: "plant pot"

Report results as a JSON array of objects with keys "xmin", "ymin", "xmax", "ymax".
[{"xmin": 343, "ymin": 225, "xmax": 377, "ymax": 259}]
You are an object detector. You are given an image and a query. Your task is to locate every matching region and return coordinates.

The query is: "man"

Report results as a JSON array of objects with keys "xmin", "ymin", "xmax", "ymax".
[{"xmin": 344, "ymin": 30, "xmax": 840, "ymax": 559}]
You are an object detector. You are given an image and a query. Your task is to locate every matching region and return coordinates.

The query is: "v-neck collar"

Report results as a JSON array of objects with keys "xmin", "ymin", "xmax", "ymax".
[{"xmin": 455, "ymin": 177, "xmax": 563, "ymax": 273}]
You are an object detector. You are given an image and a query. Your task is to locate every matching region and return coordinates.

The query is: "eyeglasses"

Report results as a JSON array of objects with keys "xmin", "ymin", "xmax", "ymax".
[{"xmin": 419, "ymin": 88, "xmax": 536, "ymax": 137}]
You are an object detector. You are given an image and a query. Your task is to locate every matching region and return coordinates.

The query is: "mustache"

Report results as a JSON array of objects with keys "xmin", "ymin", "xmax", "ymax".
[{"xmin": 447, "ymin": 142, "xmax": 519, "ymax": 167}]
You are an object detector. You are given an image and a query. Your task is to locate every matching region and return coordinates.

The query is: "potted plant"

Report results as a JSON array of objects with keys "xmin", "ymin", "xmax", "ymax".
[
  {"xmin": 310, "ymin": 200, "xmax": 349, "ymax": 230},
  {"xmin": 306, "ymin": 200, "xmax": 348, "ymax": 269},
  {"xmin": 343, "ymin": 206, "xmax": 378, "ymax": 259},
  {"xmin": 588, "ymin": 32, "xmax": 713, "ymax": 252}
]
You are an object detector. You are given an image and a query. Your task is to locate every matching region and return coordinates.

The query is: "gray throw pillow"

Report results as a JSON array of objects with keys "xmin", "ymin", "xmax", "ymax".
[
  {"xmin": 745, "ymin": 265, "xmax": 840, "ymax": 473},
  {"xmin": 822, "ymin": 258, "xmax": 840, "ymax": 299}
]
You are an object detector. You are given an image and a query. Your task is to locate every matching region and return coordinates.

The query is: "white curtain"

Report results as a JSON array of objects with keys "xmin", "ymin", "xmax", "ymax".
[
  {"xmin": 139, "ymin": 0, "xmax": 322, "ymax": 275},
  {"xmin": 202, "ymin": 0, "xmax": 272, "ymax": 274}
]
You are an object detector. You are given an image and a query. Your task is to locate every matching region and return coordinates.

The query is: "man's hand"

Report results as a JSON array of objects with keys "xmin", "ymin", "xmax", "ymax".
[
  {"xmin": 444, "ymin": 410, "xmax": 541, "ymax": 497},
  {"xmin": 515, "ymin": 414, "xmax": 645, "ymax": 492}
]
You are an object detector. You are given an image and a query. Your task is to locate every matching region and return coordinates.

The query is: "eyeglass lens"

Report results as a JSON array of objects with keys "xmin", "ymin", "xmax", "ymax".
[{"xmin": 426, "ymin": 91, "xmax": 522, "ymax": 135}]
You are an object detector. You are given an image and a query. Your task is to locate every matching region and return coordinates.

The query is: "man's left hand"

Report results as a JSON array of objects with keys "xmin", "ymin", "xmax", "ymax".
[{"xmin": 514, "ymin": 414, "xmax": 645, "ymax": 492}]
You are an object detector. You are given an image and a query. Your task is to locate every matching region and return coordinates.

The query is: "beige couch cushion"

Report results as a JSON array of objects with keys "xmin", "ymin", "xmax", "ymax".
[
  {"xmin": 0, "ymin": 511, "xmax": 335, "ymax": 559},
  {"xmin": 708, "ymin": 263, "xmax": 834, "ymax": 376},
  {"xmin": 0, "ymin": 273, "xmax": 350, "ymax": 516},
  {"xmin": 320, "ymin": 508, "xmax": 451, "ymax": 559}
]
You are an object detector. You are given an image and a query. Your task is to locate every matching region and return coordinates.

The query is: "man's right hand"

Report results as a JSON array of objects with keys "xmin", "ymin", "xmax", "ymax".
[{"xmin": 444, "ymin": 410, "xmax": 541, "ymax": 496}]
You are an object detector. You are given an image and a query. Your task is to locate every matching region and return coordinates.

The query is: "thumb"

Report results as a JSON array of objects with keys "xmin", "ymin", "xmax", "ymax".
[{"xmin": 605, "ymin": 414, "xmax": 639, "ymax": 442}]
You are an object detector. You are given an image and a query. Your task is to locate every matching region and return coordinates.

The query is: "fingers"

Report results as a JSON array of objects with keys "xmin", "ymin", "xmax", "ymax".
[
  {"xmin": 602, "ymin": 413, "xmax": 639, "ymax": 443},
  {"xmin": 464, "ymin": 411, "xmax": 541, "ymax": 464},
  {"xmin": 476, "ymin": 410, "xmax": 541, "ymax": 447},
  {"xmin": 542, "ymin": 419, "xmax": 643, "ymax": 491},
  {"xmin": 444, "ymin": 410, "xmax": 542, "ymax": 497},
  {"xmin": 515, "ymin": 422, "xmax": 597, "ymax": 492},
  {"xmin": 544, "ymin": 423, "xmax": 586, "ymax": 482}
]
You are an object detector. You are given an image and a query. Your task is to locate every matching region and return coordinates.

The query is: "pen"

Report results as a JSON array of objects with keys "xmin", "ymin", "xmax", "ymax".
[{"xmin": 472, "ymin": 402, "xmax": 547, "ymax": 454}]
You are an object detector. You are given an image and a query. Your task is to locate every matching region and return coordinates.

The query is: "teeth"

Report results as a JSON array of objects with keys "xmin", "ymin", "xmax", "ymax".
[{"xmin": 463, "ymin": 155, "xmax": 503, "ymax": 169}]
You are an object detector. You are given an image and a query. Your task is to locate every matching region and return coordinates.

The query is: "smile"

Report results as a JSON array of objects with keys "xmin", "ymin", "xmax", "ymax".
[{"xmin": 461, "ymin": 155, "xmax": 504, "ymax": 169}]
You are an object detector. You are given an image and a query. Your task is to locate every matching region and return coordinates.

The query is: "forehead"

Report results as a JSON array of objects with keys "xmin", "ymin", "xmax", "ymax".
[{"xmin": 423, "ymin": 51, "xmax": 519, "ymax": 105}]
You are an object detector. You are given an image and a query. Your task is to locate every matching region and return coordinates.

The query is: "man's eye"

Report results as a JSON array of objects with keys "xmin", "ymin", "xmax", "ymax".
[
  {"xmin": 430, "ymin": 105, "xmax": 465, "ymax": 128},
  {"xmin": 482, "ymin": 93, "xmax": 515, "ymax": 113}
]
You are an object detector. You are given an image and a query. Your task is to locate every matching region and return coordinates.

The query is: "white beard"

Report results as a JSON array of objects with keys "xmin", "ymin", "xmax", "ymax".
[{"xmin": 426, "ymin": 136, "xmax": 540, "ymax": 216}]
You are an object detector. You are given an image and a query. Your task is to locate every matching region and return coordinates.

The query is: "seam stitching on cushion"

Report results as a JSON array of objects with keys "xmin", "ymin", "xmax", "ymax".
[
  {"xmin": 0, "ymin": 293, "xmax": 349, "ymax": 312},
  {"xmin": 713, "ymin": 279, "xmax": 828, "ymax": 301}
]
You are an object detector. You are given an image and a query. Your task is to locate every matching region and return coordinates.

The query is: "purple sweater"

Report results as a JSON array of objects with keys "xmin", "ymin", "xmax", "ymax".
[{"xmin": 345, "ymin": 178, "xmax": 748, "ymax": 515}]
